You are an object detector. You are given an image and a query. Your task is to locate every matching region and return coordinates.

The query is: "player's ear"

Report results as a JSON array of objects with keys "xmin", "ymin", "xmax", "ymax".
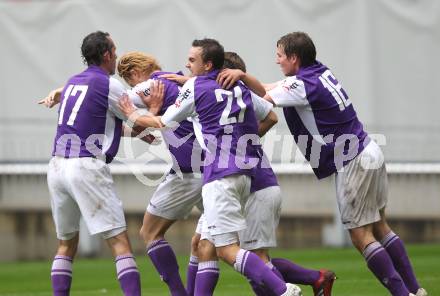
[
  {"xmin": 289, "ymin": 54, "xmax": 298, "ymax": 64},
  {"xmin": 102, "ymin": 50, "xmax": 110, "ymax": 62},
  {"xmin": 204, "ymin": 61, "xmax": 213, "ymax": 72}
]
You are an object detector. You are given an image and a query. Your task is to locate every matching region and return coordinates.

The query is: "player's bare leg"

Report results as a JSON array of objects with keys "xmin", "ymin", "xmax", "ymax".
[
  {"xmin": 106, "ymin": 231, "xmax": 141, "ymax": 296},
  {"xmin": 194, "ymin": 238, "xmax": 220, "ymax": 295},
  {"xmin": 349, "ymin": 224, "xmax": 411, "ymax": 295},
  {"xmin": 372, "ymin": 210, "xmax": 425, "ymax": 295},
  {"xmin": 51, "ymin": 233, "xmax": 79, "ymax": 296},
  {"xmin": 140, "ymin": 212, "xmax": 187, "ymax": 296}
]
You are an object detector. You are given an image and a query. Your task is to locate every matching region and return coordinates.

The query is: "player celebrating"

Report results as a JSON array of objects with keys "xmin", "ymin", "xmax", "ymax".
[
  {"xmin": 264, "ymin": 31, "xmax": 427, "ymax": 296},
  {"xmin": 118, "ymin": 51, "xmax": 203, "ymax": 296},
  {"xmin": 46, "ymin": 31, "xmax": 141, "ymax": 295},
  {"xmin": 118, "ymin": 38, "xmax": 301, "ymax": 296},
  {"xmin": 188, "ymin": 51, "xmax": 336, "ymax": 296}
]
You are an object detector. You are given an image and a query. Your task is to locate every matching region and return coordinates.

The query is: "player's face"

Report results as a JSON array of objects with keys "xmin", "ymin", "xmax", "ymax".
[
  {"xmin": 276, "ymin": 45, "xmax": 298, "ymax": 76},
  {"xmin": 125, "ymin": 69, "xmax": 150, "ymax": 87},
  {"xmin": 186, "ymin": 46, "xmax": 209, "ymax": 76}
]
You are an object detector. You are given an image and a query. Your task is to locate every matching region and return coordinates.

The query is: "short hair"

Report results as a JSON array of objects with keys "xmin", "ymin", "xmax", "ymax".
[
  {"xmin": 117, "ymin": 51, "xmax": 162, "ymax": 81},
  {"xmin": 277, "ymin": 32, "xmax": 316, "ymax": 67},
  {"xmin": 224, "ymin": 52, "xmax": 246, "ymax": 72},
  {"xmin": 192, "ymin": 38, "xmax": 224, "ymax": 70},
  {"xmin": 81, "ymin": 31, "xmax": 113, "ymax": 66}
]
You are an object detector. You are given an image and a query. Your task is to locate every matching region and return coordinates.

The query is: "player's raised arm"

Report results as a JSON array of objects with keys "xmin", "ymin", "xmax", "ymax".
[
  {"xmin": 217, "ymin": 68, "xmax": 266, "ymax": 97},
  {"xmin": 159, "ymin": 73, "xmax": 190, "ymax": 86},
  {"xmin": 118, "ymin": 93, "xmax": 164, "ymax": 129},
  {"xmin": 251, "ymin": 92, "xmax": 278, "ymax": 137},
  {"xmin": 161, "ymin": 77, "xmax": 197, "ymax": 126},
  {"xmin": 262, "ymin": 82, "xmax": 279, "ymax": 92},
  {"xmin": 264, "ymin": 76, "xmax": 308, "ymax": 107},
  {"xmin": 38, "ymin": 86, "xmax": 63, "ymax": 108}
]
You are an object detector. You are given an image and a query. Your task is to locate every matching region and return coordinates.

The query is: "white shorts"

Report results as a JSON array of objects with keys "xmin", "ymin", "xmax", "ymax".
[
  {"xmin": 147, "ymin": 172, "xmax": 203, "ymax": 220},
  {"xmin": 197, "ymin": 185, "xmax": 281, "ymax": 249},
  {"xmin": 201, "ymin": 175, "xmax": 251, "ymax": 247},
  {"xmin": 335, "ymin": 141, "xmax": 388, "ymax": 229},
  {"xmin": 239, "ymin": 186, "xmax": 282, "ymax": 250},
  {"xmin": 47, "ymin": 157, "xmax": 126, "ymax": 240}
]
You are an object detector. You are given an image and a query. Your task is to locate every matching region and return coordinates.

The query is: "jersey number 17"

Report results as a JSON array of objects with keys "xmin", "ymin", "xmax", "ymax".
[{"xmin": 58, "ymin": 84, "xmax": 89, "ymax": 126}]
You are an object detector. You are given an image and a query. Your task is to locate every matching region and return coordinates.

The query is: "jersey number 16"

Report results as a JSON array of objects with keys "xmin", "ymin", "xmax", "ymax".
[{"xmin": 319, "ymin": 70, "xmax": 351, "ymax": 111}]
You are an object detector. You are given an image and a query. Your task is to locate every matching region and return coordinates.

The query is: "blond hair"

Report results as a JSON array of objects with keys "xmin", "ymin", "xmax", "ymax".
[{"xmin": 117, "ymin": 51, "xmax": 162, "ymax": 80}]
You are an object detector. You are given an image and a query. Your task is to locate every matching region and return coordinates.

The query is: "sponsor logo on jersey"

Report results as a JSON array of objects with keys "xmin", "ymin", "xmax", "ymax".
[
  {"xmin": 282, "ymin": 79, "xmax": 300, "ymax": 92},
  {"xmin": 142, "ymin": 87, "xmax": 151, "ymax": 96},
  {"xmin": 175, "ymin": 88, "xmax": 192, "ymax": 107}
]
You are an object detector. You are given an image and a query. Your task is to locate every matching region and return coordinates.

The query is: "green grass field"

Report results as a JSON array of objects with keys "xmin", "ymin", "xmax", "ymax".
[{"xmin": 0, "ymin": 244, "xmax": 438, "ymax": 296}]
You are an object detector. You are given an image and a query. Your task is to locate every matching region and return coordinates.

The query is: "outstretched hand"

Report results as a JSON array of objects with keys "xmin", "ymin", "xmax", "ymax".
[
  {"xmin": 138, "ymin": 79, "xmax": 165, "ymax": 115},
  {"xmin": 216, "ymin": 68, "xmax": 244, "ymax": 89},
  {"xmin": 118, "ymin": 93, "xmax": 137, "ymax": 117},
  {"xmin": 38, "ymin": 87, "xmax": 63, "ymax": 108},
  {"xmin": 159, "ymin": 73, "xmax": 190, "ymax": 85}
]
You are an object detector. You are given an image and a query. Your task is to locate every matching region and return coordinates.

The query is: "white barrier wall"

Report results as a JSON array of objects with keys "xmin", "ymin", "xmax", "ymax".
[
  {"xmin": 1, "ymin": 163, "xmax": 439, "ymax": 218},
  {"xmin": 1, "ymin": 0, "xmax": 440, "ymax": 162}
]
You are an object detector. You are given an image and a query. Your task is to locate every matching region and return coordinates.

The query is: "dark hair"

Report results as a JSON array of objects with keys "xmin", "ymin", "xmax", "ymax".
[
  {"xmin": 192, "ymin": 38, "xmax": 224, "ymax": 70},
  {"xmin": 224, "ymin": 52, "xmax": 246, "ymax": 72},
  {"xmin": 277, "ymin": 32, "xmax": 316, "ymax": 67},
  {"xmin": 81, "ymin": 31, "xmax": 113, "ymax": 66}
]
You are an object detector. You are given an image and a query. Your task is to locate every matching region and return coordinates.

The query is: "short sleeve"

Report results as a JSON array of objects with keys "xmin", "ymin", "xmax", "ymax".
[
  {"xmin": 251, "ymin": 91, "xmax": 273, "ymax": 121},
  {"xmin": 161, "ymin": 77, "xmax": 196, "ymax": 126},
  {"xmin": 267, "ymin": 76, "xmax": 308, "ymax": 107},
  {"xmin": 108, "ymin": 77, "xmax": 128, "ymax": 120}
]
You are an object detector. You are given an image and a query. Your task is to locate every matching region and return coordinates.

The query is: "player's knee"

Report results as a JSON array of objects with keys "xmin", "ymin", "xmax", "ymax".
[
  {"xmin": 372, "ymin": 220, "xmax": 391, "ymax": 241},
  {"xmin": 198, "ymin": 239, "xmax": 217, "ymax": 261},
  {"xmin": 106, "ymin": 232, "xmax": 132, "ymax": 256},
  {"xmin": 139, "ymin": 225, "xmax": 162, "ymax": 246},
  {"xmin": 57, "ymin": 235, "xmax": 79, "ymax": 257},
  {"xmin": 251, "ymin": 249, "xmax": 269, "ymax": 263},
  {"xmin": 349, "ymin": 228, "xmax": 374, "ymax": 252},
  {"xmin": 191, "ymin": 234, "xmax": 201, "ymax": 255}
]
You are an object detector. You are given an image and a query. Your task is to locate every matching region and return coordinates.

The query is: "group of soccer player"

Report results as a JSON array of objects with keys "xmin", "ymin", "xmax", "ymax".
[{"xmin": 39, "ymin": 31, "xmax": 427, "ymax": 296}]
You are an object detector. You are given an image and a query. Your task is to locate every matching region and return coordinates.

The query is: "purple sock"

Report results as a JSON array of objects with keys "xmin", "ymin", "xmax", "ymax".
[
  {"xmin": 272, "ymin": 257, "xmax": 320, "ymax": 285},
  {"xmin": 115, "ymin": 254, "xmax": 141, "ymax": 296},
  {"xmin": 249, "ymin": 262, "xmax": 283, "ymax": 296},
  {"xmin": 381, "ymin": 231, "xmax": 420, "ymax": 293},
  {"xmin": 186, "ymin": 255, "xmax": 199, "ymax": 296},
  {"xmin": 249, "ymin": 280, "xmax": 269, "ymax": 296},
  {"xmin": 269, "ymin": 262, "xmax": 285, "ymax": 280},
  {"xmin": 234, "ymin": 249, "xmax": 286, "ymax": 296},
  {"xmin": 51, "ymin": 255, "xmax": 73, "ymax": 296},
  {"xmin": 194, "ymin": 261, "xmax": 219, "ymax": 296},
  {"xmin": 147, "ymin": 239, "xmax": 187, "ymax": 296},
  {"xmin": 363, "ymin": 242, "xmax": 409, "ymax": 296}
]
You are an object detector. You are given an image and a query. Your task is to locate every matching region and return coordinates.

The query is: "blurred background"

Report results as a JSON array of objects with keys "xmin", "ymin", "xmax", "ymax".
[{"xmin": 0, "ymin": 0, "xmax": 439, "ymax": 261}]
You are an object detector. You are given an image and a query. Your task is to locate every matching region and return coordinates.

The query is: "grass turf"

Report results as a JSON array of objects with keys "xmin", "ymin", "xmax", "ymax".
[{"xmin": 0, "ymin": 244, "xmax": 438, "ymax": 295}]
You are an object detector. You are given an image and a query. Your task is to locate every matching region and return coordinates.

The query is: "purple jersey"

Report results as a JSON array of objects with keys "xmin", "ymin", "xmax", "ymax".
[
  {"xmin": 129, "ymin": 71, "xmax": 202, "ymax": 173},
  {"xmin": 162, "ymin": 70, "xmax": 261, "ymax": 184},
  {"xmin": 52, "ymin": 66, "xmax": 126, "ymax": 163},
  {"xmin": 250, "ymin": 147, "xmax": 279, "ymax": 192},
  {"xmin": 268, "ymin": 61, "xmax": 369, "ymax": 179}
]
